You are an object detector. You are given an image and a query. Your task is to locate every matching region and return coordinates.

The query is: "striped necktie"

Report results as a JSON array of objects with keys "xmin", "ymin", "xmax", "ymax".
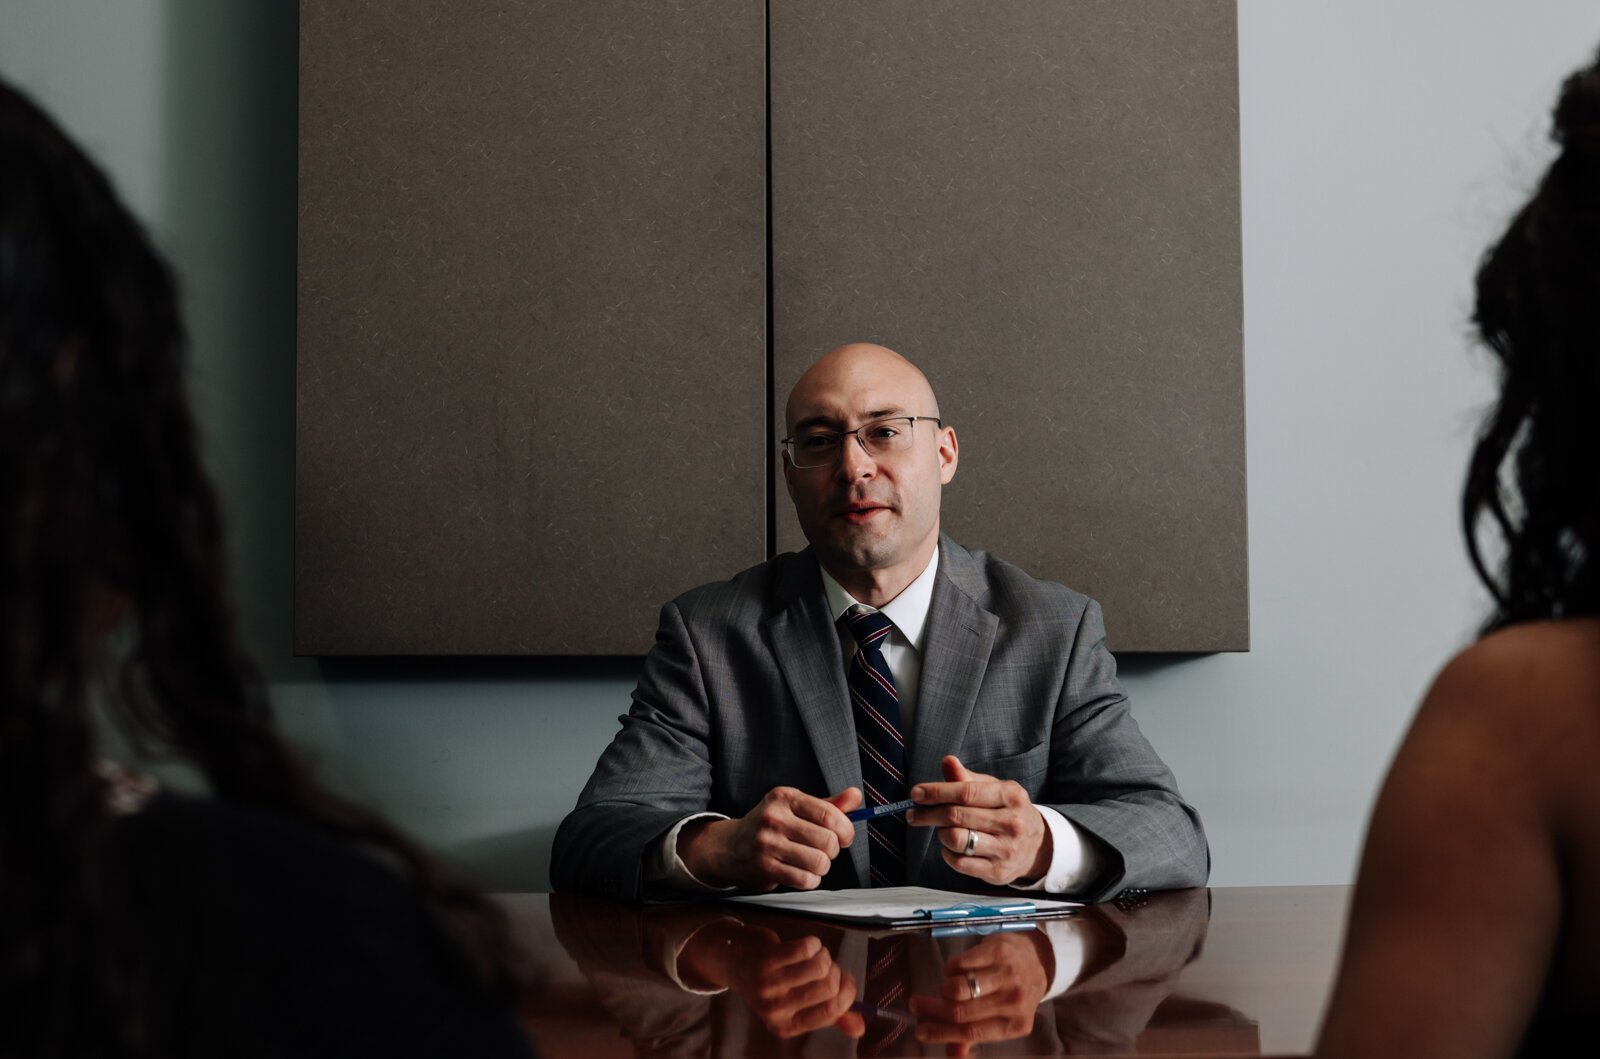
[
  {"xmin": 842, "ymin": 604, "xmax": 908, "ymax": 887},
  {"xmin": 858, "ymin": 934, "xmax": 913, "ymax": 1055}
]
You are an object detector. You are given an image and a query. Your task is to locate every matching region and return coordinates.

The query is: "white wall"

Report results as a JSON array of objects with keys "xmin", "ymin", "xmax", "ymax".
[
  {"xmin": 4, "ymin": 0, "xmax": 1598, "ymax": 890},
  {"xmin": 1174, "ymin": 0, "xmax": 1600, "ymax": 884}
]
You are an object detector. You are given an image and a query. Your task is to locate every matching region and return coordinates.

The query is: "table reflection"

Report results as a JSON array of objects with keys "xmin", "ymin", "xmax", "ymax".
[{"xmin": 539, "ymin": 887, "xmax": 1243, "ymax": 1057}]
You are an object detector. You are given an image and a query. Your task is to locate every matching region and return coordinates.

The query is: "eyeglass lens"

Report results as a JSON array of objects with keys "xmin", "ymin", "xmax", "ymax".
[{"xmin": 787, "ymin": 417, "xmax": 920, "ymax": 468}]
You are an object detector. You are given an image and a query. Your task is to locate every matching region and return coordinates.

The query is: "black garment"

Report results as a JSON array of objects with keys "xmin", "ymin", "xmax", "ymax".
[{"xmin": 99, "ymin": 796, "xmax": 532, "ymax": 1059}]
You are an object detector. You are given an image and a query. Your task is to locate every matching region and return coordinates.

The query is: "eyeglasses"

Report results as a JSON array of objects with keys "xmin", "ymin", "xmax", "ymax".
[{"xmin": 781, "ymin": 415, "xmax": 943, "ymax": 469}]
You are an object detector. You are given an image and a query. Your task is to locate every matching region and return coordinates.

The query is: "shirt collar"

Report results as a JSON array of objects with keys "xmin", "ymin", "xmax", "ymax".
[{"xmin": 818, "ymin": 545, "xmax": 939, "ymax": 652}]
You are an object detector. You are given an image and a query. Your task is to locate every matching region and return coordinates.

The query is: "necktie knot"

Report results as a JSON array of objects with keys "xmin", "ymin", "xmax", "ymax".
[{"xmin": 843, "ymin": 604, "xmax": 895, "ymax": 651}]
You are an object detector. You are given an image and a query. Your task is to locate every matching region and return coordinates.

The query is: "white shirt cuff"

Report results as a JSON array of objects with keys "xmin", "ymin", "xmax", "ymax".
[
  {"xmin": 1012, "ymin": 805, "xmax": 1102, "ymax": 895},
  {"xmin": 1039, "ymin": 919, "xmax": 1088, "ymax": 1000},
  {"xmin": 651, "ymin": 812, "xmax": 737, "ymax": 893},
  {"xmin": 661, "ymin": 916, "xmax": 741, "ymax": 995}
]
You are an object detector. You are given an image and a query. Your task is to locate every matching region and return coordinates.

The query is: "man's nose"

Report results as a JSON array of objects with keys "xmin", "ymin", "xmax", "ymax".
[{"xmin": 837, "ymin": 432, "xmax": 877, "ymax": 479}]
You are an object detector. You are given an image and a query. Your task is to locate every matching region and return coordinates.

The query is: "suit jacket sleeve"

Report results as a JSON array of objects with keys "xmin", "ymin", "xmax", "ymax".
[
  {"xmin": 1040, "ymin": 599, "xmax": 1209, "ymax": 899},
  {"xmin": 551, "ymin": 599, "xmax": 717, "ymax": 900}
]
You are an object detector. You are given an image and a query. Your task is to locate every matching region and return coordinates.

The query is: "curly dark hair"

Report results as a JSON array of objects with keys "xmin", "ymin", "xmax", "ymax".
[
  {"xmin": 1464, "ymin": 49, "xmax": 1600, "ymax": 632},
  {"xmin": 0, "ymin": 79, "xmax": 514, "ymax": 1055}
]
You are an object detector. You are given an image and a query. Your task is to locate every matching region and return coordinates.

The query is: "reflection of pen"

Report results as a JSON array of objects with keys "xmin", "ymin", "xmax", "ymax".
[
  {"xmin": 932, "ymin": 919, "xmax": 1038, "ymax": 938},
  {"xmin": 847, "ymin": 798, "xmax": 916, "ymax": 823}
]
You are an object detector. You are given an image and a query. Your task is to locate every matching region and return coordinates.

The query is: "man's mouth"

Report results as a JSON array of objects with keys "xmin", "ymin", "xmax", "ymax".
[{"xmin": 837, "ymin": 502, "xmax": 890, "ymax": 524}]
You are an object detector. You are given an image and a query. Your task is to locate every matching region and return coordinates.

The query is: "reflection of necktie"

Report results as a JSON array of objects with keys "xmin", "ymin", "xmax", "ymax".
[
  {"xmin": 842, "ymin": 605, "xmax": 907, "ymax": 887},
  {"xmin": 859, "ymin": 934, "xmax": 912, "ymax": 1057}
]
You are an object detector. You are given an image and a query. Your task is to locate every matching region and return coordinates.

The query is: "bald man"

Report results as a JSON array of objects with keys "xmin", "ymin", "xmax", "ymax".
[{"xmin": 552, "ymin": 344, "xmax": 1207, "ymax": 901}]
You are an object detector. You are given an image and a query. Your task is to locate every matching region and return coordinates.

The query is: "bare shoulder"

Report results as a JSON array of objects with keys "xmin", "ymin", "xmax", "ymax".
[
  {"xmin": 1415, "ymin": 617, "xmax": 1600, "ymax": 798},
  {"xmin": 1426, "ymin": 618, "xmax": 1600, "ymax": 726},
  {"xmin": 1439, "ymin": 616, "xmax": 1600, "ymax": 677},
  {"xmin": 1318, "ymin": 620, "xmax": 1600, "ymax": 1057}
]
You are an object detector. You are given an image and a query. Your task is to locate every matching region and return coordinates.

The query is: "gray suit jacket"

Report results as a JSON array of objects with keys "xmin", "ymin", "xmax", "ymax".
[{"xmin": 551, "ymin": 536, "xmax": 1207, "ymax": 902}]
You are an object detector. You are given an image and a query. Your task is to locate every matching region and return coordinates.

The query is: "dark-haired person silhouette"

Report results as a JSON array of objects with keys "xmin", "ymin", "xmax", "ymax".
[
  {"xmin": 1316, "ymin": 46, "xmax": 1600, "ymax": 1059},
  {"xmin": 0, "ymin": 77, "xmax": 532, "ymax": 1059}
]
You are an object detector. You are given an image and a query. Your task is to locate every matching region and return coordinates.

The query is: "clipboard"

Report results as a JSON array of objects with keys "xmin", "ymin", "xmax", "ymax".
[{"xmin": 722, "ymin": 885, "xmax": 1080, "ymax": 929}]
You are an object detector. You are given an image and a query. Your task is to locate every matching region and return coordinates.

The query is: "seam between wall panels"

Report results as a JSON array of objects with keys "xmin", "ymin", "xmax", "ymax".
[{"xmin": 764, "ymin": 0, "xmax": 776, "ymax": 560}]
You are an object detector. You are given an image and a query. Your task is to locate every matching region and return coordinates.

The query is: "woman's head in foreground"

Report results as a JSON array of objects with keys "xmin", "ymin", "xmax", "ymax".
[
  {"xmin": 1, "ymin": 76, "xmax": 511, "ymax": 1054},
  {"xmin": 1467, "ymin": 49, "xmax": 1600, "ymax": 632}
]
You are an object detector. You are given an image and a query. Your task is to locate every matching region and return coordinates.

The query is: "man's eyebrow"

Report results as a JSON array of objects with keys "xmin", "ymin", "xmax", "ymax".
[
  {"xmin": 789, "ymin": 408, "xmax": 910, "ymax": 434},
  {"xmin": 790, "ymin": 414, "xmax": 840, "ymax": 434}
]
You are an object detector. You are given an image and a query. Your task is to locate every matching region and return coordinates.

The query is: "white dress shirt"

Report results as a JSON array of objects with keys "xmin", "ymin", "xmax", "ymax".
[{"xmin": 653, "ymin": 547, "xmax": 1102, "ymax": 895}]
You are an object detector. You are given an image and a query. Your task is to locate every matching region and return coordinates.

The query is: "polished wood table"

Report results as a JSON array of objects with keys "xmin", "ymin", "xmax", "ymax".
[{"xmin": 504, "ymin": 886, "xmax": 1348, "ymax": 1058}]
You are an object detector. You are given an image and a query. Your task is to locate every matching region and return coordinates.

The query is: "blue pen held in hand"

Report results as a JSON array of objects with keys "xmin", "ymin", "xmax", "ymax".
[{"xmin": 846, "ymin": 797, "xmax": 917, "ymax": 823}]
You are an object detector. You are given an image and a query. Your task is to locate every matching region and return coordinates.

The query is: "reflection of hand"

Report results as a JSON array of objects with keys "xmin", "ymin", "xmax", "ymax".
[
  {"xmin": 909, "ymin": 931, "xmax": 1054, "ymax": 1057},
  {"xmin": 679, "ymin": 786, "xmax": 861, "ymax": 890},
  {"xmin": 679, "ymin": 923, "xmax": 866, "ymax": 1040},
  {"xmin": 909, "ymin": 755, "xmax": 1051, "ymax": 884}
]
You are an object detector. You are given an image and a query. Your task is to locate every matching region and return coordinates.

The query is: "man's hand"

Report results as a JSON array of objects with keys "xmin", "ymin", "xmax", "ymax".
[
  {"xmin": 680, "ymin": 924, "xmax": 866, "ymax": 1040},
  {"xmin": 908, "ymin": 755, "xmax": 1052, "ymax": 885},
  {"xmin": 908, "ymin": 931, "xmax": 1054, "ymax": 1056},
  {"xmin": 679, "ymin": 786, "xmax": 862, "ymax": 890}
]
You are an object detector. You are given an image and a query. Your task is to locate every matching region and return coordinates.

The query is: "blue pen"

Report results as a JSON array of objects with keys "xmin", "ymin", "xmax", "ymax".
[
  {"xmin": 846, "ymin": 797, "xmax": 917, "ymax": 823},
  {"xmin": 916, "ymin": 901, "xmax": 1037, "ymax": 922}
]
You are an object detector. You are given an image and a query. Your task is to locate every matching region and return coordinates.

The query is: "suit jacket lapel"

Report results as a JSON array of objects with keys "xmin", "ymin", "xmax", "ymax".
[
  {"xmin": 762, "ymin": 550, "xmax": 869, "ymax": 885},
  {"xmin": 906, "ymin": 538, "xmax": 1000, "ymax": 878}
]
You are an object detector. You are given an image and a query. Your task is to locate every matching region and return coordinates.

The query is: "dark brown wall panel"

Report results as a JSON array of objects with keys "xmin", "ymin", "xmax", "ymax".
[
  {"xmin": 297, "ymin": 0, "xmax": 766, "ymax": 654},
  {"xmin": 770, "ymin": 0, "xmax": 1246, "ymax": 652}
]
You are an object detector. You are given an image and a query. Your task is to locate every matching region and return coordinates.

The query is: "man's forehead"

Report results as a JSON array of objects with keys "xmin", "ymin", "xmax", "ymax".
[{"xmin": 784, "ymin": 347, "xmax": 938, "ymax": 428}]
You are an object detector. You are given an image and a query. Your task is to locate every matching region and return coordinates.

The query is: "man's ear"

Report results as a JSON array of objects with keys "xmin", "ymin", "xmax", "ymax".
[{"xmin": 938, "ymin": 426, "xmax": 959, "ymax": 485}]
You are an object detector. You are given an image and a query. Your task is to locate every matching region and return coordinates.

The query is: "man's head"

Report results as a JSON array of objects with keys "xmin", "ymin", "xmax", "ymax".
[{"xmin": 782, "ymin": 343, "xmax": 958, "ymax": 603}]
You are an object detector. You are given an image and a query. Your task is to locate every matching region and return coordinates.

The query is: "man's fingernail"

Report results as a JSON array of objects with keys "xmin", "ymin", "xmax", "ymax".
[{"xmin": 912, "ymin": 786, "xmax": 926, "ymax": 801}]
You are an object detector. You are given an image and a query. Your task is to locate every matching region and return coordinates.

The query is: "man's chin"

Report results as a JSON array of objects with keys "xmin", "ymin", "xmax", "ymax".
[{"xmin": 815, "ymin": 535, "xmax": 895, "ymax": 574}]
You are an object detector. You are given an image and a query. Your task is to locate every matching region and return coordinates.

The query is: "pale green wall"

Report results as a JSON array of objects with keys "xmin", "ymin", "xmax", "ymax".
[{"xmin": 4, "ymin": 0, "xmax": 1599, "ymax": 890}]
